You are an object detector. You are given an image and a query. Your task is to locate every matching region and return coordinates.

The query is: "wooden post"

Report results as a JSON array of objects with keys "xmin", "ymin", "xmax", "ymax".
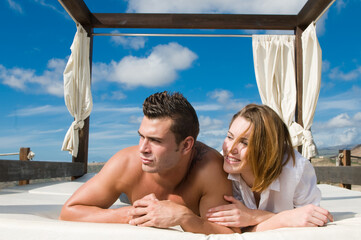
[
  {"xmin": 19, "ymin": 147, "xmax": 30, "ymax": 185},
  {"xmin": 339, "ymin": 149, "xmax": 351, "ymax": 189},
  {"xmin": 71, "ymin": 26, "xmax": 93, "ymax": 180},
  {"xmin": 295, "ymin": 27, "xmax": 304, "ymax": 154}
]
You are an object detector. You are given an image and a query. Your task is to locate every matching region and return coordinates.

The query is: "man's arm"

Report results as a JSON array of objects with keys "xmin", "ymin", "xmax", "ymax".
[
  {"xmin": 59, "ymin": 146, "xmax": 139, "ymax": 223},
  {"xmin": 128, "ymin": 150, "xmax": 240, "ymax": 234}
]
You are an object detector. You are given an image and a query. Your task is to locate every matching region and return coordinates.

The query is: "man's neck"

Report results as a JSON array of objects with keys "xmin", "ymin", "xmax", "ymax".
[{"xmin": 149, "ymin": 149, "xmax": 195, "ymax": 191}]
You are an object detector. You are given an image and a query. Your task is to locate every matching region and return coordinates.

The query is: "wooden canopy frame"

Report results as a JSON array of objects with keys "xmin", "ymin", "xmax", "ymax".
[{"xmin": 58, "ymin": 0, "xmax": 335, "ymax": 171}]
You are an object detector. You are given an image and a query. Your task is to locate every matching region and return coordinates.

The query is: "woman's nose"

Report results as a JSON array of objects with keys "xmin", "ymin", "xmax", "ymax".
[{"xmin": 230, "ymin": 146, "xmax": 238, "ymax": 154}]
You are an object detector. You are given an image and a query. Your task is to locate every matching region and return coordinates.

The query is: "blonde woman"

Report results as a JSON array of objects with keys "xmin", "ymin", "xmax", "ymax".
[{"xmin": 207, "ymin": 104, "xmax": 333, "ymax": 231}]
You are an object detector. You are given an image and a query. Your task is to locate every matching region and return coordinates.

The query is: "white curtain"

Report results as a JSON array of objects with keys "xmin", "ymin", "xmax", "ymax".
[
  {"xmin": 252, "ymin": 35, "xmax": 297, "ymax": 138},
  {"xmin": 301, "ymin": 23, "xmax": 322, "ymax": 158},
  {"xmin": 252, "ymin": 24, "xmax": 321, "ymax": 159},
  {"xmin": 62, "ymin": 25, "xmax": 93, "ymax": 157}
]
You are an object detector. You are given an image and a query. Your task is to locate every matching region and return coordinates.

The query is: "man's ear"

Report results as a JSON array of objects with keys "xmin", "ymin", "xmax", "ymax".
[{"xmin": 181, "ymin": 136, "xmax": 195, "ymax": 154}]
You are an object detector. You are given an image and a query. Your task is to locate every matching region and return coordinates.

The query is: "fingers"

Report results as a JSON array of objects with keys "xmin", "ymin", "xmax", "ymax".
[
  {"xmin": 129, "ymin": 214, "xmax": 150, "ymax": 226},
  {"xmin": 313, "ymin": 206, "xmax": 333, "ymax": 225},
  {"xmin": 327, "ymin": 212, "xmax": 334, "ymax": 222},
  {"xmin": 133, "ymin": 198, "xmax": 155, "ymax": 208},
  {"xmin": 207, "ymin": 215, "xmax": 237, "ymax": 223},
  {"xmin": 304, "ymin": 205, "xmax": 333, "ymax": 227},
  {"xmin": 142, "ymin": 193, "xmax": 158, "ymax": 201},
  {"xmin": 128, "ymin": 207, "xmax": 148, "ymax": 217},
  {"xmin": 223, "ymin": 195, "xmax": 237, "ymax": 203},
  {"xmin": 208, "ymin": 204, "xmax": 235, "ymax": 213}
]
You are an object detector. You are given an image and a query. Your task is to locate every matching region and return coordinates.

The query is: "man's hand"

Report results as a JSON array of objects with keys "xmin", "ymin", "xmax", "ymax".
[
  {"xmin": 207, "ymin": 195, "xmax": 267, "ymax": 228},
  {"xmin": 279, "ymin": 204, "xmax": 333, "ymax": 227},
  {"xmin": 128, "ymin": 194, "xmax": 191, "ymax": 229}
]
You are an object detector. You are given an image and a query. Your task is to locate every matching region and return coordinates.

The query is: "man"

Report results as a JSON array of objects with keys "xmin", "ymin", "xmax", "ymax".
[{"xmin": 60, "ymin": 91, "xmax": 239, "ymax": 234}]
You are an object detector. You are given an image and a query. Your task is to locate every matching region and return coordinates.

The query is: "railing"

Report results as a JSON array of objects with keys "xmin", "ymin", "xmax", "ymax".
[
  {"xmin": 0, "ymin": 147, "xmax": 85, "ymax": 185},
  {"xmin": 314, "ymin": 149, "xmax": 361, "ymax": 189},
  {"xmin": 1, "ymin": 147, "xmax": 360, "ymax": 189}
]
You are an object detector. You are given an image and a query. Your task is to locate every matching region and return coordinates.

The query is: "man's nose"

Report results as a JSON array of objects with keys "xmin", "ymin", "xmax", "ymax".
[{"xmin": 139, "ymin": 138, "xmax": 150, "ymax": 153}]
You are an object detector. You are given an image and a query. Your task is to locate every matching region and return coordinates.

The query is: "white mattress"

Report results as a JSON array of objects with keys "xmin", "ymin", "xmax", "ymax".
[{"xmin": 1, "ymin": 174, "xmax": 360, "ymax": 240}]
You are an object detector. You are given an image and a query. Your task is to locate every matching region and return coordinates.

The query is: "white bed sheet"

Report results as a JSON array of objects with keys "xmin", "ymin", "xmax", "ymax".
[{"xmin": 1, "ymin": 174, "xmax": 360, "ymax": 240}]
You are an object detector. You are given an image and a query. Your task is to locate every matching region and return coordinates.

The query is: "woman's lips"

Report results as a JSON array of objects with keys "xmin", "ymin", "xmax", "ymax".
[{"xmin": 225, "ymin": 155, "xmax": 240, "ymax": 164}]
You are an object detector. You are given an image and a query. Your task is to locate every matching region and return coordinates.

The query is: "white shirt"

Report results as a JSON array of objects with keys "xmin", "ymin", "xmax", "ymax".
[{"xmin": 228, "ymin": 150, "xmax": 321, "ymax": 213}]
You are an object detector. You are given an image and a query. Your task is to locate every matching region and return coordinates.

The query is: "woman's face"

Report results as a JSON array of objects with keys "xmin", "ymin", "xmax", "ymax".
[{"xmin": 222, "ymin": 116, "xmax": 253, "ymax": 175}]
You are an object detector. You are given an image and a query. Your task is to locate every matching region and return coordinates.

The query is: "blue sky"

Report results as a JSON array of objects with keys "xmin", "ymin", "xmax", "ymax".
[{"xmin": 0, "ymin": 0, "xmax": 360, "ymax": 163}]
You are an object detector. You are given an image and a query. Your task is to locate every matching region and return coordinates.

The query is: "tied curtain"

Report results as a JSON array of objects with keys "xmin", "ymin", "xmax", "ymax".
[
  {"xmin": 62, "ymin": 25, "xmax": 93, "ymax": 157},
  {"xmin": 252, "ymin": 23, "xmax": 321, "ymax": 159}
]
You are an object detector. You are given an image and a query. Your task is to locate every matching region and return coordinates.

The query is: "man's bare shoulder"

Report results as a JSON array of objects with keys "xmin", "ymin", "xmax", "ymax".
[
  {"xmin": 190, "ymin": 142, "xmax": 227, "ymax": 181},
  {"xmin": 96, "ymin": 145, "xmax": 142, "ymax": 191}
]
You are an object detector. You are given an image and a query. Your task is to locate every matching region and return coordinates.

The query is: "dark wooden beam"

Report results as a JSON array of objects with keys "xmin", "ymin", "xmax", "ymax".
[
  {"xmin": 91, "ymin": 13, "xmax": 298, "ymax": 30},
  {"xmin": 295, "ymin": 27, "xmax": 304, "ymax": 142},
  {"xmin": 58, "ymin": 0, "xmax": 93, "ymax": 28},
  {"xmin": 0, "ymin": 160, "xmax": 85, "ymax": 182},
  {"xmin": 297, "ymin": 0, "xmax": 334, "ymax": 30},
  {"xmin": 314, "ymin": 166, "xmax": 361, "ymax": 185}
]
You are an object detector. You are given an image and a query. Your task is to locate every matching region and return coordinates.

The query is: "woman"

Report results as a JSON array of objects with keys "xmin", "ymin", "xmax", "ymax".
[{"xmin": 207, "ymin": 104, "xmax": 333, "ymax": 231}]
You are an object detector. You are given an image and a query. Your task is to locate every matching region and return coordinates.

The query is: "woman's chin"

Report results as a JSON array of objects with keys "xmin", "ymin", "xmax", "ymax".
[{"xmin": 223, "ymin": 162, "xmax": 240, "ymax": 174}]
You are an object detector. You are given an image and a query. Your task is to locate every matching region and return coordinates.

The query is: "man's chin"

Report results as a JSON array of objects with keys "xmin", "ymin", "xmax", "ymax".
[{"xmin": 142, "ymin": 164, "xmax": 158, "ymax": 173}]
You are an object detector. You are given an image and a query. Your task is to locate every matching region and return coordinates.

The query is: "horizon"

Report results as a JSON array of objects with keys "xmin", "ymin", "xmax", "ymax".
[{"xmin": 1, "ymin": 0, "xmax": 360, "ymax": 162}]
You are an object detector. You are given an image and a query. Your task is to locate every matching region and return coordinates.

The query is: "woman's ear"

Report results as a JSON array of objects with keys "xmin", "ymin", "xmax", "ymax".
[{"xmin": 181, "ymin": 136, "xmax": 194, "ymax": 154}]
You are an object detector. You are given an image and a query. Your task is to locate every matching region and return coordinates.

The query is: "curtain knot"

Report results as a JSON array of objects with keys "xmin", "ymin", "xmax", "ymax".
[{"xmin": 73, "ymin": 120, "xmax": 84, "ymax": 130}]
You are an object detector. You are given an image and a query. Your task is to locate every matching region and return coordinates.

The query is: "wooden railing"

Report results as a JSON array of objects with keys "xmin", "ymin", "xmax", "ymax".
[
  {"xmin": 314, "ymin": 149, "xmax": 361, "ymax": 189},
  {"xmin": 1, "ymin": 148, "xmax": 360, "ymax": 189},
  {"xmin": 0, "ymin": 147, "xmax": 85, "ymax": 184}
]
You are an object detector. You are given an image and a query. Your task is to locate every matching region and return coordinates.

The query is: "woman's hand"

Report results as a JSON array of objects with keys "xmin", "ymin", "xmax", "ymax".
[
  {"xmin": 206, "ymin": 195, "xmax": 267, "ymax": 228},
  {"xmin": 278, "ymin": 204, "xmax": 333, "ymax": 227}
]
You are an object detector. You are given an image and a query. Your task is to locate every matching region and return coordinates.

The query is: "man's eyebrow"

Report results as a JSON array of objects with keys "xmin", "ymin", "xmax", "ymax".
[{"xmin": 137, "ymin": 131, "xmax": 162, "ymax": 142}]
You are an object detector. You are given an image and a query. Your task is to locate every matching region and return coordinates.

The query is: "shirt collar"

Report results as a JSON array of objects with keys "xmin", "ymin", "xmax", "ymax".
[{"xmin": 228, "ymin": 173, "xmax": 281, "ymax": 192}]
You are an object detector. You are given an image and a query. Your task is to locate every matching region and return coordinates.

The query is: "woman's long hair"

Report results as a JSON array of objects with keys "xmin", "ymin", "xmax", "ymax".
[{"xmin": 229, "ymin": 104, "xmax": 295, "ymax": 192}]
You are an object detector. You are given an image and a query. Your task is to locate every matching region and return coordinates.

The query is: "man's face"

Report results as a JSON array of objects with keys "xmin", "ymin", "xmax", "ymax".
[{"xmin": 138, "ymin": 116, "xmax": 182, "ymax": 173}]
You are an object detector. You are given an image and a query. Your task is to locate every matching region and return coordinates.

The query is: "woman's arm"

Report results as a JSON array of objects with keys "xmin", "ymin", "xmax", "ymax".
[
  {"xmin": 248, "ymin": 204, "xmax": 333, "ymax": 232},
  {"xmin": 207, "ymin": 195, "xmax": 274, "ymax": 228}
]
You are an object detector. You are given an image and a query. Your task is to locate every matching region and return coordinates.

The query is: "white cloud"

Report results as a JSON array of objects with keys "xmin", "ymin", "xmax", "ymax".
[
  {"xmin": 100, "ymin": 91, "xmax": 127, "ymax": 101},
  {"xmin": 93, "ymin": 105, "xmax": 142, "ymax": 114},
  {"xmin": 126, "ymin": 0, "xmax": 306, "ymax": 14},
  {"xmin": 194, "ymin": 104, "xmax": 222, "ymax": 111},
  {"xmin": 208, "ymin": 89, "xmax": 246, "ymax": 110},
  {"xmin": 33, "ymin": 0, "xmax": 70, "ymax": 18},
  {"xmin": 93, "ymin": 42, "xmax": 197, "ymax": 88},
  {"xmin": 335, "ymin": 0, "xmax": 347, "ymax": 12},
  {"xmin": 0, "ymin": 58, "xmax": 65, "ymax": 97},
  {"xmin": 328, "ymin": 66, "xmax": 361, "ymax": 81},
  {"xmin": 7, "ymin": 105, "xmax": 67, "ymax": 117},
  {"xmin": 129, "ymin": 115, "xmax": 143, "ymax": 124},
  {"xmin": 313, "ymin": 112, "xmax": 361, "ymax": 147},
  {"xmin": 110, "ymin": 30, "xmax": 147, "ymax": 50},
  {"xmin": 322, "ymin": 60, "xmax": 331, "ymax": 72},
  {"xmin": 325, "ymin": 113, "xmax": 353, "ymax": 128},
  {"xmin": 7, "ymin": 0, "xmax": 23, "ymax": 13},
  {"xmin": 317, "ymin": 87, "xmax": 361, "ymax": 112},
  {"xmin": 199, "ymin": 115, "xmax": 223, "ymax": 129},
  {"xmin": 208, "ymin": 89, "xmax": 232, "ymax": 104}
]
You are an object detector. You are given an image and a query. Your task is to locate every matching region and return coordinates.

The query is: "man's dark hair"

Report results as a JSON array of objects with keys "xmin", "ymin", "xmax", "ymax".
[{"xmin": 143, "ymin": 91, "xmax": 199, "ymax": 144}]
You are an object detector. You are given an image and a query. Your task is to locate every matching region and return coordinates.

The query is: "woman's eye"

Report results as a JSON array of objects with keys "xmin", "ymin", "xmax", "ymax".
[{"xmin": 240, "ymin": 140, "xmax": 248, "ymax": 146}]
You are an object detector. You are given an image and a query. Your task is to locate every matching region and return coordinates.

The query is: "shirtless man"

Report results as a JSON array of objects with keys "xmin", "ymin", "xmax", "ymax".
[{"xmin": 60, "ymin": 91, "xmax": 239, "ymax": 234}]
